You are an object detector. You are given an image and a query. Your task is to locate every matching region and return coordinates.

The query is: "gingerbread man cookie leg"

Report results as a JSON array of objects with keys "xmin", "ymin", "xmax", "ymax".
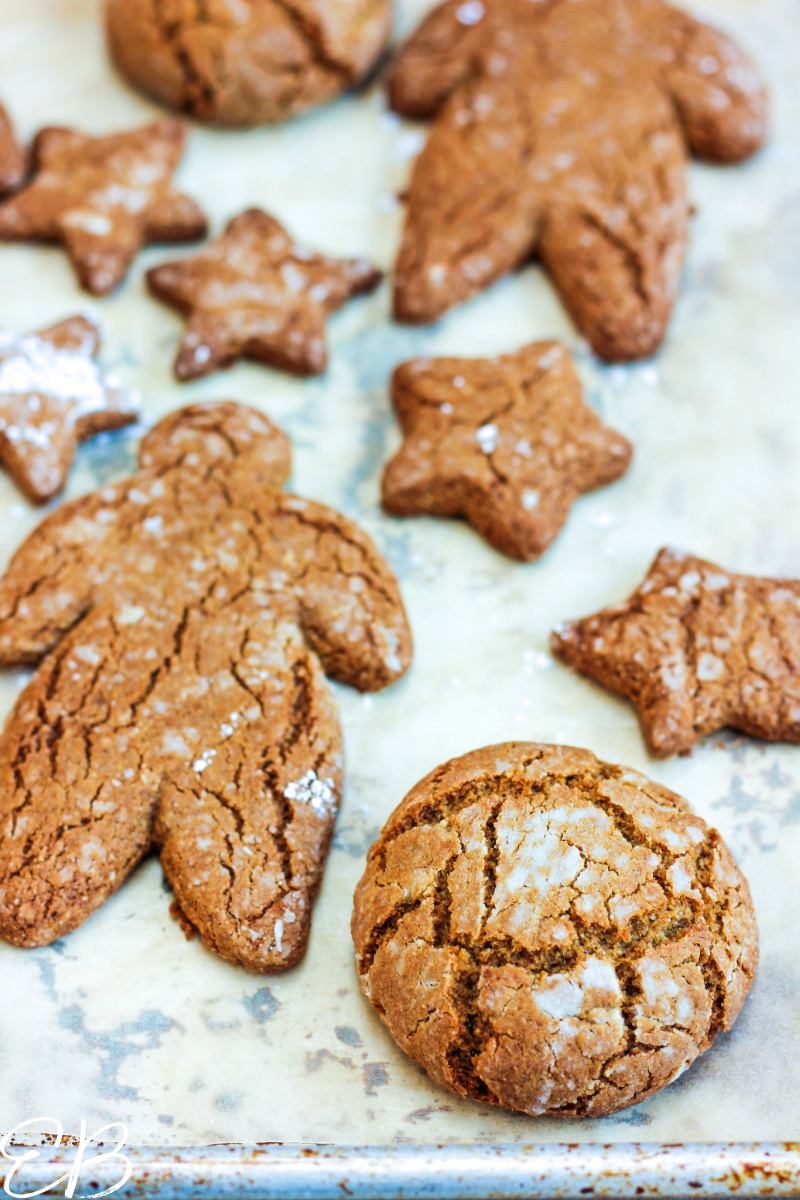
[
  {"xmin": 0, "ymin": 101, "xmax": 25, "ymax": 195},
  {"xmin": 552, "ymin": 548, "xmax": 800, "ymax": 757},
  {"xmin": 390, "ymin": 0, "xmax": 767, "ymax": 361},
  {"xmin": 0, "ymin": 403, "xmax": 412, "ymax": 970}
]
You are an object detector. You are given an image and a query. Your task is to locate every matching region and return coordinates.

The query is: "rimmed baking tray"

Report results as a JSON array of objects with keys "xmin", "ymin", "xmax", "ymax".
[{"xmin": 1, "ymin": 0, "xmax": 800, "ymax": 1189}]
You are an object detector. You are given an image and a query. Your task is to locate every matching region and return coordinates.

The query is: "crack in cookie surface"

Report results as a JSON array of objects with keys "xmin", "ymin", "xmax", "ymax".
[
  {"xmin": 352, "ymin": 742, "xmax": 757, "ymax": 1117},
  {"xmin": 0, "ymin": 401, "xmax": 412, "ymax": 972}
]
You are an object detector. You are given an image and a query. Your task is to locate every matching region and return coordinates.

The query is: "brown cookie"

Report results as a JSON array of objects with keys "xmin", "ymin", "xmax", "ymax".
[
  {"xmin": 0, "ymin": 316, "xmax": 139, "ymax": 504},
  {"xmin": 389, "ymin": 0, "xmax": 767, "ymax": 362},
  {"xmin": 0, "ymin": 101, "xmax": 25, "ymax": 195},
  {"xmin": 353, "ymin": 742, "xmax": 758, "ymax": 1118},
  {"xmin": 147, "ymin": 208, "xmax": 381, "ymax": 380},
  {"xmin": 0, "ymin": 401, "xmax": 412, "ymax": 971},
  {"xmin": 105, "ymin": 0, "xmax": 391, "ymax": 128},
  {"xmin": 381, "ymin": 341, "xmax": 632, "ymax": 561},
  {"xmin": 0, "ymin": 118, "xmax": 207, "ymax": 296},
  {"xmin": 552, "ymin": 548, "xmax": 800, "ymax": 758}
]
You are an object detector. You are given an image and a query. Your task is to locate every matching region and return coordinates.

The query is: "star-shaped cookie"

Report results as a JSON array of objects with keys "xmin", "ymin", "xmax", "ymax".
[
  {"xmin": 552, "ymin": 548, "xmax": 800, "ymax": 757},
  {"xmin": 389, "ymin": 0, "xmax": 767, "ymax": 361},
  {"xmin": 0, "ymin": 101, "xmax": 25, "ymax": 196},
  {"xmin": 0, "ymin": 118, "xmax": 207, "ymax": 295},
  {"xmin": 381, "ymin": 341, "xmax": 632, "ymax": 560},
  {"xmin": 0, "ymin": 316, "xmax": 139, "ymax": 503},
  {"xmin": 146, "ymin": 208, "xmax": 382, "ymax": 380}
]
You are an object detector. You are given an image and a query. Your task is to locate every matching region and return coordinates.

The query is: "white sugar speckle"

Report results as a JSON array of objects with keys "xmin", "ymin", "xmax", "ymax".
[{"xmin": 476, "ymin": 423, "xmax": 498, "ymax": 453}]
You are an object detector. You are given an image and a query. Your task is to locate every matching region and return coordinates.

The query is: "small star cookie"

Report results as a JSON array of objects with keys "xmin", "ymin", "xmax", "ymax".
[
  {"xmin": 389, "ymin": 0, "xmax": 767, "ymax": 361},
  {"xmin": 146, "ymin": 208, "xmax": 382, "ymax": 380},
  {"xmin": 0, "ymin": 101, "xmax": 25, "ymax": 195},
  {"xmin": 0, "ymin": 316, "xmax": 139, "ymax": 504},
  {"xmin": 552, "ymin": 548, "xmax": 800, "ymax": 757},
  {"xmin": 0, "ymin": 118, "xmax": 207, "ymax": 295},
  {"xmin": 381, "ymin": 341, "xmax": 632, "ymax": 560}
]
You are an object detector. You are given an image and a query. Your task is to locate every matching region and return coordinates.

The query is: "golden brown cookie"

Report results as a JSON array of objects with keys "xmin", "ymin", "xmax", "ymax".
[
  {"xmin": 147, "ymin": 208, "xmax": 381, "ymax": 380},
  {"xmin": 0, "ymin": 118, "xmax": 207, "ymax": 296},
  {"xmin": 552, "ymin": 548, "xmax": 800, "ymax": 758},
  {"xmin": 0, "ymin": 316, "xmax": 139, "ymax": 504},
  {"xmin": 389, "ymin": 0, "xmax": 767, "ymax": 362},
  {"xmin": 105, "ymin": 0, "xmax": 391, "ymax": 128},
  {"xmin": 382, "ymin": 341, "xmax": 632, "ymax": 560},
  {"xmin": 0, "ymin": 402, "xmax": 412, "ymax": 971},
  {"xmin": 353, "ymin": 742, "xmax": 757, "ymax": 1118},
  {"xmin": 0, "ymin": 101, "xmax": 25, "ymax": 195}
]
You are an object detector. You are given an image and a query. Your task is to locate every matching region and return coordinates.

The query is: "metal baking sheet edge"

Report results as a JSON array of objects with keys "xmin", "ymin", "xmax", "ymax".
[{"xmin": 3, "ymin": 1143, "xmax": 800, "ymax": 1199}]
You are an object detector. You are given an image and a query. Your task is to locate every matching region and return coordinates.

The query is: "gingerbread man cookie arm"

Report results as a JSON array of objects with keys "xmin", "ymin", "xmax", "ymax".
[
  {"xmin": 662, "ymin": 12, "xmax": 768, "ymax": 163},
  {"xmin": 389, "ymin": 0, "xmax": 485, "ymax": 117},
  {"xmin": 0, "ymin": 493, "xmax": 119, "ymax": 667},
  {"xmin": 272, "ymin": 497, "xmax": 413, "ymax": 693}
]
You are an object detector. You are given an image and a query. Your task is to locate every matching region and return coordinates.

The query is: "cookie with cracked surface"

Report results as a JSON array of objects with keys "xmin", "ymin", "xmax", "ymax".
[
  {"xmin": 382, "ymin": 341, "xmax": 632, "ymax": 561},
  {"xmin": 352, "ymin": 742, "xmax": 757, "ymax": 1118},
  {"xmin": 147, "ymin": 208, "xmax": 381, "ymax": 380},
  {"xmin": 389, "ymin": 0, "xmax": 767, "ymax": 362},
  {"xmin": 0, "ymin": 401, "xmax": 412, "ymax": 971},
  {"xmin": 105, "ymin": 0, "xmax": 391, "ymax": 128},
  {"xmin": 0, "ymin": 118, "xmax": 207, "ymax": 296},
  {"xmin": 0, "ymin": 101, "xmax": 25, "ymax": 195},
  {"xmin": 552, "ymin": 548, "xmax": 800, "ymax": 758},
  {"xmin": 0, "ymin": 316, "xmax": 139, "ymax": 504}
]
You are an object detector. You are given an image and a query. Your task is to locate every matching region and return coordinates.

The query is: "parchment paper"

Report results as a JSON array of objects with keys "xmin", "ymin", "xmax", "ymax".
[{"xmin": 0, "ymin": 0, "xmax": 799, "ymax": 1148}]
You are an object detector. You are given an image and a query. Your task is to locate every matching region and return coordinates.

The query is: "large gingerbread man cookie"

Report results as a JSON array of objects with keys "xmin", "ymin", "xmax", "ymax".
[
  {"xmin": 0, "ymin": 402, "xmax": 412, "ymax": 971},
  {"xmin": 389, "ymin": 0, "xmax": 767, "ymax": 361}
]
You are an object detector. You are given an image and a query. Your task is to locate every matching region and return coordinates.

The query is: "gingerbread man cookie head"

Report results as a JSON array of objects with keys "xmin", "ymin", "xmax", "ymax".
[
  {"xmin": 105, "ymin": 0, "xmax": 392, "ymax": 128},
  {"xmin": 0, "ymin": 402, "xmax": 412, "ymax": 971},
  {"xmin": 390, "ymin": 0, "xmax": 767, "ymax": 361},
  {"xmin": 139, "ymin": 400, "xmax": 291, "ymax": 491}
]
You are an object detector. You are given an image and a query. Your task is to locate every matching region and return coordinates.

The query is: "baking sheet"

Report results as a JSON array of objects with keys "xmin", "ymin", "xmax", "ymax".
[{"xmin": 0, "ymin": 0, "xmax": 799, "ymax": 1151}]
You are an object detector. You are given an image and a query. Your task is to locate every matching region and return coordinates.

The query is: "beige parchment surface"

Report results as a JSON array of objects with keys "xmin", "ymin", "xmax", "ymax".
[{"xmin": 0, "ymin": 0, "xmax": 799, "ymax": 1148}]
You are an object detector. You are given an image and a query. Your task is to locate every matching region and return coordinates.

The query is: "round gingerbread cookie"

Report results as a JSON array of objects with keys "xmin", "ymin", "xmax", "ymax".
[
  {"xmin": 352, "ymin": 742, "xmax": 757, "ymax": 1118},
  {"xmin": 105, "ymin": 0, "xmax": 391, "ymax": 128}
]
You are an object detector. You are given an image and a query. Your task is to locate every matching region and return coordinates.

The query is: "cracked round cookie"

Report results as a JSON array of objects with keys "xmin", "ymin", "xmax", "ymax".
[
  {"xmin": 352, "ymin": 743, "xmax": 757, "ymax": 1118},
  {"xmin": 105, "ymin": 0, "xmax": 392, "ymax": 128}
]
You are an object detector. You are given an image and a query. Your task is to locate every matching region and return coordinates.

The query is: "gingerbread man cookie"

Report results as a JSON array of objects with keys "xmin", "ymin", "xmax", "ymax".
[
  {"xmin": 0, "ymin": 402, "xmax": 412, "ymax": 971},
  {"xmin": 147, "ymin": 209, "xmax": 381, "ymax": 379},
  {"xmin": 353, "ymin": 742, "xmax": 757, "ymax": 1117},
  {"xmin": 0, "ymin": 118, "xmax": 207, "ymax": 296},
  {"xmin": 389, "ymin": 0, "xmax": 767, "ymax": 361},
  {"xmin": 0, "ymin": 316, "xmax": 139, "ymax": 504},
  {"xmin": 553, "ymin": 548, "xmax": 800, "ymax": 757},
  {"xmin": 382, "ymin": 341, "xmax": 632, "ymax": 560}
]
